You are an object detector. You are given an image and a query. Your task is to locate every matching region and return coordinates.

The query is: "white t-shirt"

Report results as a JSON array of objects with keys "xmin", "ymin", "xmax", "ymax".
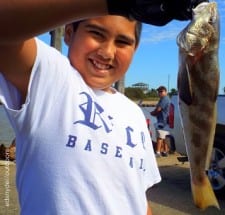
[{"xmin": 0, "ymin": 38, "xmax": 161, "ymax": 215}]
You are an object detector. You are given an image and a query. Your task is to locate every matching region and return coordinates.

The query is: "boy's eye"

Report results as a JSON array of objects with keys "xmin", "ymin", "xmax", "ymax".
[
  {"xmin": 89, "ymin": 30, "xmax": 103, "ymax": 37},
  {"xmin": 116, "ymin": 35, "xmax": 135, "ymax": 47},
  {"xmin": 116, "ymin": 40, "xmax": 132, "ymax": 46}
]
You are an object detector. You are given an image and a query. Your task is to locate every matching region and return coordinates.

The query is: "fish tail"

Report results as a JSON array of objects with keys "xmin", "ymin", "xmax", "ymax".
[{"xmin": 192, "ymin": 176, "xmax": 220, "ymax": 210}]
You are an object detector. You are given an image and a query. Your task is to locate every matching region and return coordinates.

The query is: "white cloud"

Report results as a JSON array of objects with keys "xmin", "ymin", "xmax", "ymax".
[{"xmin": 141, "ymin": 22, "xmax": 188, "ymax": 44}]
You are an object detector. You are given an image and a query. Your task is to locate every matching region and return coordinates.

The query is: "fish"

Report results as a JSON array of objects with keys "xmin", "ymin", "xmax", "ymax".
[{"xmin": 176, "ymin": 2, "xmax": 220, "ymax": 210}]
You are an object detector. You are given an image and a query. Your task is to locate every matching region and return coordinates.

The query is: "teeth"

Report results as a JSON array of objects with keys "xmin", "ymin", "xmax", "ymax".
[{"xmin": 92, "ymin": 60, "xmax": 110, "ymax": 70}]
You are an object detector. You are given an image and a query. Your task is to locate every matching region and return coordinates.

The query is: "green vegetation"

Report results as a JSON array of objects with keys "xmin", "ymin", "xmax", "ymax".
[{"xmin": 125, "ymin": 87, "xmax": 178, "ymax": 100}]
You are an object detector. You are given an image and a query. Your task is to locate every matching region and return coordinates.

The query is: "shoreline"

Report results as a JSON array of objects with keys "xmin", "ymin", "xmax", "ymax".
[{"xmin": 134, "ymin": 100, "xmax": 158, "ymax": 107}]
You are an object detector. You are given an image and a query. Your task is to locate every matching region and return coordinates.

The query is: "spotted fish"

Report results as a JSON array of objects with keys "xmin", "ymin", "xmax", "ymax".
[{"xmin": 176, "ymin": 2, "xmax": 220, "ymax": 210}]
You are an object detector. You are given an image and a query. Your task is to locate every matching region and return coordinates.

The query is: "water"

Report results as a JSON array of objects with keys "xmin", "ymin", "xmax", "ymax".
[{"xmin": 0, "ymin": 105, "xmax": 15, "ymax": 146}]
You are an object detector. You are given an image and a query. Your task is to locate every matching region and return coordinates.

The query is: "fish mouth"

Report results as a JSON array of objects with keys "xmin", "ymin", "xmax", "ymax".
[
  {"xmin": 177, "ymin": 31, "xmax": 200, "ymax": 52},
  {"xmin": 186, "ymin": 30, "xmax": 199, "ymax": 37}
]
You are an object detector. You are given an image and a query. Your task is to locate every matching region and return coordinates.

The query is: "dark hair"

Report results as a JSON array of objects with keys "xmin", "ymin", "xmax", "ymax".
[
  {"xmin": 157, "ymin": 86, "xmax": 167, "ymax": 92},
  {"xmin": 72, "ymin": 17, "xmax": 142, "ymax": 47}
]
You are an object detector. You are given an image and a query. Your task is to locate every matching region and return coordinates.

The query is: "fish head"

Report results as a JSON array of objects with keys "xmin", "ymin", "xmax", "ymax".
[{"xmin": 177, "ymin": 2, "xmax": 219, "ymax": 57}]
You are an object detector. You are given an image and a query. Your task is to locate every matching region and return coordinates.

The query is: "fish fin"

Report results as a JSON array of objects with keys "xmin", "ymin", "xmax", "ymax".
[
  {"xmin": 178, "ymin": 63, "xmax": 193, "ymax": 105},
  {"xmin": 192, "ymin": 176, "xmax": 220, "ymax": 210}
]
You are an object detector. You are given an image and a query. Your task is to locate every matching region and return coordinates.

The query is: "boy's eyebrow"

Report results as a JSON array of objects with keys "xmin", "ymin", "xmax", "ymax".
[
  {"xmin": 84, "ymin": 23, "xmax": 136, "ymax": 44},
  {"xmin": 84, "ymin": 23, "xmax": 107, "ymax": 33}
]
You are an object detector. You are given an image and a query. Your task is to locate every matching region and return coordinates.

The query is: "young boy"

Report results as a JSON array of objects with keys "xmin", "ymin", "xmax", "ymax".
[{"xmin": 0, "ymin": 1, "xmax": 207, "ymax": 214}]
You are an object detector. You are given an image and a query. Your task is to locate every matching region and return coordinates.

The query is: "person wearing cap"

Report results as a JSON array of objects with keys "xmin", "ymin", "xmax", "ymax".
[{"xmin": 151, "ymin": 86, "xmax": 171, "ymax": 157}]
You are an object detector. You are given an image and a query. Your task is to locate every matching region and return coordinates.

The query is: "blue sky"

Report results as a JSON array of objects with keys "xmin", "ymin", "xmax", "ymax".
[{"xmin": 38, "ymin": 0, "xmax": 225, "ymax": 94}]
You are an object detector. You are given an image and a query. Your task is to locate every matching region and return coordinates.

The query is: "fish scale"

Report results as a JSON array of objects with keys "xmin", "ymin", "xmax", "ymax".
[{"xmin": 177, "ymin": 2, "xmax": 220, "ymax": 210}]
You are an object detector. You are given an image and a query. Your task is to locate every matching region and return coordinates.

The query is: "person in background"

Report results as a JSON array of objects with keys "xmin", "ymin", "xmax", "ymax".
[
  {"xmin": 151, "ymin": 86, "xmax": 171, "ymax": 157},
  {"xmin": 0, "ymin": 0, "xmax": 207, "ymax": 214}
]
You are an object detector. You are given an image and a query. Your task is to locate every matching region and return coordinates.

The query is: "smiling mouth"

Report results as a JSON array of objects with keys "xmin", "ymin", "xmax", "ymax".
[{"xmin": 91, "ymin": 59, "xmax": 112, "ymax": 70}]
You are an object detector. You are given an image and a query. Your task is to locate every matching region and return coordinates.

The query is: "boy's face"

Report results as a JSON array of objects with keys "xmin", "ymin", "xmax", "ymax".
[{"xmin": 64, "ymin": 16, "xmax": 137, "ymax": 93}]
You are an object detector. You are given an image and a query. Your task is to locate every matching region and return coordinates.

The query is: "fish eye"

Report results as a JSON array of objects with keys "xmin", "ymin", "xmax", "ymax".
[{"xmin": 208, "ymin": 16, "xmax": 215, "ymax": 24}]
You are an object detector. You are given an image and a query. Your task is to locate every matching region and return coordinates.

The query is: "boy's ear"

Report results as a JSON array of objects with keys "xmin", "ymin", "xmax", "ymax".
[{"xmin": 64, "ymin": 24, "xmax": 74, "ymax": 46}]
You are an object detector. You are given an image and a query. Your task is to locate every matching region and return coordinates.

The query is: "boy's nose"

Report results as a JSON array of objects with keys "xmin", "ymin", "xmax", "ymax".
[{"xmin": 97, "ymin": 42, "xmax": 116, "ymax": 60}]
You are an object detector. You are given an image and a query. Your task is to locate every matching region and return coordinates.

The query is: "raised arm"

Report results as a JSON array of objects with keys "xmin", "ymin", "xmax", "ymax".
[
  {"xmin": 0, "ymin": 0, "xmax": 107, "ymax": 43},
  {"xmin": 0, "ymin": 0, "xmax": 108, "ymax": 102}
]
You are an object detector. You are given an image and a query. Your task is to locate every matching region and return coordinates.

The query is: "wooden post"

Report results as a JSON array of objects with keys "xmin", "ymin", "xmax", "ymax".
[
  {"xmin": 115, "ymin": 76, "xmax": 125, "ymax": 94},
  {"xmin": 49, "ymin": 26, "xmax": 64, "ymax": 52}
]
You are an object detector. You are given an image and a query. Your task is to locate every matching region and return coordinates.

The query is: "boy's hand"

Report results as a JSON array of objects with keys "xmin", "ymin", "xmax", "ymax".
[{"xmin": 107, "ymin": 0, "xmax": 209, "ymax": 26}]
